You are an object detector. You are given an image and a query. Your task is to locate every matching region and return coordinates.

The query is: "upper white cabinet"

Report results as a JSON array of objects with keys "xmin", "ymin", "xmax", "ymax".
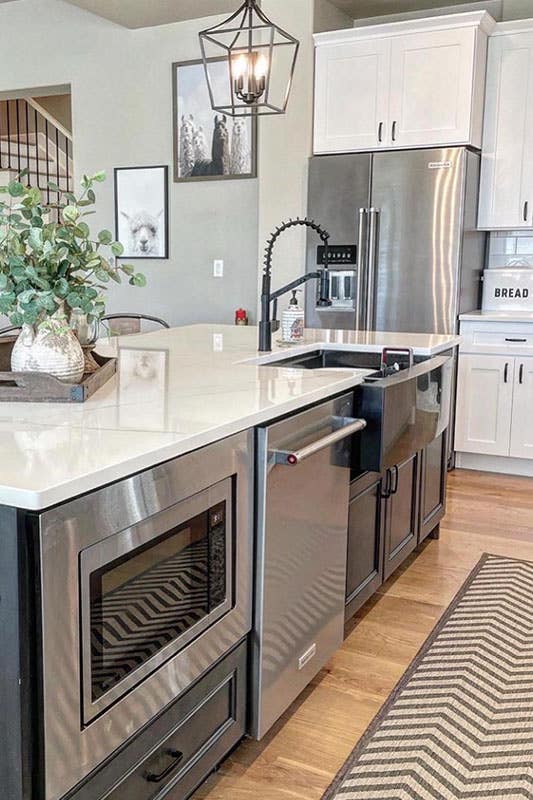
[
  {"xmin": 479, "ymin": 24, "xmax": 533, "ymax": 229},
  {"xmin": 314, "ymin": 11, "xmax": 495, "ymax": 155},
  {"xmin": 314, "ymin": 39, "xmax": 390, "ymax": 152}
]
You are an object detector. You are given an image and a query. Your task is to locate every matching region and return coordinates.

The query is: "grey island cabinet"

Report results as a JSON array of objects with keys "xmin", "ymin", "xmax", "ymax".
[{"xmin": 345, "ymin": 430, "xmax": 447, "ymax": 621}]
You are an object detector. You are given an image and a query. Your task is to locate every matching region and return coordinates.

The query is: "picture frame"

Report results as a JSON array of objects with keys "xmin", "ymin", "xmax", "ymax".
[
  {"xmin": 114, "ymin": 165, "xmax": 169, "ymax": 260},
  {"xmin": 172, "ymin": 57, "xmax": 258, "ymax": 183},
  {"xmin": 118, "ymin": 347, "xmax": 169, "ymax": 431}
]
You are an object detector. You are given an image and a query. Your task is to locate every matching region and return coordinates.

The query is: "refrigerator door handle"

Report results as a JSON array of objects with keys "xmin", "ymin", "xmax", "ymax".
[
  {"xmin": 365, "ymin": 208, "xmax": 379, "ymax": 330},
  {"xmin": 356, "ymin": 208, "xmax": 368, "ymax": 331}
]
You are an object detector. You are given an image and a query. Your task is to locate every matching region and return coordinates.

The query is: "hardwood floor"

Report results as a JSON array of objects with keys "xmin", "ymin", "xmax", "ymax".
[{"xmin": 193, "ymin": 469, "xmax": 533, "ymax": 800}]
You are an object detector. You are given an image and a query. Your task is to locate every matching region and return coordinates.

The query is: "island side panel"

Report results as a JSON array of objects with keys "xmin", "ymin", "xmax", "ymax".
[{"xmin": 0, "ymin": 506, "xmax": 41, "ymax": 800}]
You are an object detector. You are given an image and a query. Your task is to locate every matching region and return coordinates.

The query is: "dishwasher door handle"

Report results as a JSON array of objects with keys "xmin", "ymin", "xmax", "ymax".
[{"xmin": 271, "ymin": 417, "xmax": 367, "ymax": 465}]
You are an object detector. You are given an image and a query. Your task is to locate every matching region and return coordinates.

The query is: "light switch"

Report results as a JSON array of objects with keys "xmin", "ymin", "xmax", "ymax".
[{"xmin": 213, "ymin": 259, "xmax": 224, "ymax": 278}]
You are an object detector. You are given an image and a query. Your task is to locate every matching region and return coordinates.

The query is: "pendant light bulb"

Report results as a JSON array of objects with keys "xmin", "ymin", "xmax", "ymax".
[
  {"xmin": 254, "ymin": 53, "xmax": 269, "ymax": 80},
  {"xmin": 232, "ymin": 53, "xmax": 248, "ymax": 80}
]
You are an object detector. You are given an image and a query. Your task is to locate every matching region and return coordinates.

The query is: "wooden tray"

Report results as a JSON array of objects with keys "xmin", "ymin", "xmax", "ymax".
[{"xmin": 0, "ymin": 337, "xmax": 117, "ymax": 403}]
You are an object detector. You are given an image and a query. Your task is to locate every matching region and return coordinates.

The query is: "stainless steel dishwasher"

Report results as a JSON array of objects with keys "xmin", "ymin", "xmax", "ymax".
[{"xmin": 251, "ymin": 394, "xmax": 366, "ymax": 738}]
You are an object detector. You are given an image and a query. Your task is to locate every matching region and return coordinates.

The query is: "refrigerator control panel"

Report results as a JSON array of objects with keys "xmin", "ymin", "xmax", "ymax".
[{"xmin": 317, "ymin": 244, "xmax": 357, "ymax": 266}]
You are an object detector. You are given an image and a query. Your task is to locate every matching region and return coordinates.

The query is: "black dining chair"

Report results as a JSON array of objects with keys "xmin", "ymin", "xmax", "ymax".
[
  {"xmin": 0, "ymin": 325, "xmax": 22, "ymax": 337},
  {"xmin": 100, "ymin": 314, "xmax": 170, "ymax": 337}
]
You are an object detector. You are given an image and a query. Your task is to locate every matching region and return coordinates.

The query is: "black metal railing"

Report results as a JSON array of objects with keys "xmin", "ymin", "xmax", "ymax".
[{"xmin": 0, "ymin": 98, "xmax": 72, "ymax": 214}]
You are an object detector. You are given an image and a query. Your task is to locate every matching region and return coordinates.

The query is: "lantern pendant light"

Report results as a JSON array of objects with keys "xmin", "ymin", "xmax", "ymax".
[{"xmin": 199, "ymin": 0, "xmax": 300, "ymax": 117}]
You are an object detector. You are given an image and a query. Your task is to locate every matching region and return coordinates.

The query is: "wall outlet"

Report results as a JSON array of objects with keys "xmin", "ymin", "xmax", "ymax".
[
  {"xmin": 213, "ymin": 333, "xmax": 224, "ymax": 352},
  {"xmin": 213, "ymin": 259, "xmax": 224, "ymax": 278}
]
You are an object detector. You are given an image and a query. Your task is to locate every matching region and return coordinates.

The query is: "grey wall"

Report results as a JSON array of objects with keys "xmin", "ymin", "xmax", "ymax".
[
  {"xmin": 0, "ymin": 0, "xmax": 259, "ymax": 327},
  {"xmin": 314, "ymin": 0, "xmax": 354, "ymax": 31}
]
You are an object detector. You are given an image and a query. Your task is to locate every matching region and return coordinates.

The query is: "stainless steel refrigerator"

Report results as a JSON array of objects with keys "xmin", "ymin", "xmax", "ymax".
[{"xmin": 305, "ymin": 147, "xmax": 485, "ymax": 336}]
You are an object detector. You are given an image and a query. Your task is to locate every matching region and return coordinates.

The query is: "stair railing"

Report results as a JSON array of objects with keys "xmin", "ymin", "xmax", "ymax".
[{"xmin": 0, "ymin": 97, "xmax": 73, "ymax": 213}]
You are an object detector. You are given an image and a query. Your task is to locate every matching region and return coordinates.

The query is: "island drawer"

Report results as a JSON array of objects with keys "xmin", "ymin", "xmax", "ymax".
[{"xmin": 67, "ymin": 640, "xmax": 247, "ymax": 800}]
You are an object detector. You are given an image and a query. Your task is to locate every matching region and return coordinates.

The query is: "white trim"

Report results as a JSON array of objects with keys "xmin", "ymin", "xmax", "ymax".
[
  {"xmin": 491, "ymin": 19, "xmax": 533, "ymax": 37},
  {"xmin": 313, "ymin": 11, "xmax": 496, "ymax": 46},
  {"xmin": 24, "ymin": 96, "xmax": 72, "ymax": 142},
  {"xmin": 456, "ymin": 451, "xmax": 533, "ymax": 476}
]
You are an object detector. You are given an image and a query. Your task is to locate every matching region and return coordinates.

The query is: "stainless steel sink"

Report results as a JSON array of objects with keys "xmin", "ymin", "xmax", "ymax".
[
  {"xmin": 260, "ymin": 348, "xmax": 454, "ymax": 472},
  {"xmin": 257, "ymin": 348, "xmax": 422, "ymax": 376}
]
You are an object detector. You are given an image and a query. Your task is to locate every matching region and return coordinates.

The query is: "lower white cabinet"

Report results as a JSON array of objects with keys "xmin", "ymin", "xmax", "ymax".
[
  {"xmin": 455, "ymin": 350, "xmax": 533, "ymax": 459},
  {"xmin": 455, "ymin": 354, "xmax": 515, "ymax": 456},
  {"xmin": 510, "ymin": 357, "xmax": 533, "ymax": 459}
]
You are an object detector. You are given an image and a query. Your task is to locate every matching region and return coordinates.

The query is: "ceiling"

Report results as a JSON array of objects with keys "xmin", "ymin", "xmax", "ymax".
[
  {"xmin": 330, "ymin": 0, "xmax": 481, "ymax": 17},
  {"xmin": 61, "ymin": 0, "xmax": 489, "ymax": 28},
  {"xmin": 62, "ymin": 0, "xmax": 239, "ymax": 29}
]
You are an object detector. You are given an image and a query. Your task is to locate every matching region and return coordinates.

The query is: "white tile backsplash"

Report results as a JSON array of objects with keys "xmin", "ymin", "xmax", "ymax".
[{"xmin": 487, "ymin": 231, "xmax": 533, "ymax": 268}]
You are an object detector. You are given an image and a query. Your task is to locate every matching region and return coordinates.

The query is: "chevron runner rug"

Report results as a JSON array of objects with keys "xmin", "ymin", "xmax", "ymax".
[{"xmin": 323, "ymin": 553, "xmax": 533, "ymax": 800}]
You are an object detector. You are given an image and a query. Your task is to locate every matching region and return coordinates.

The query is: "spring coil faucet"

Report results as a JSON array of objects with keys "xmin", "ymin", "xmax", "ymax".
[{"xmin": 258, "ymin": 217, "xmax": 332, "ymax": 352}]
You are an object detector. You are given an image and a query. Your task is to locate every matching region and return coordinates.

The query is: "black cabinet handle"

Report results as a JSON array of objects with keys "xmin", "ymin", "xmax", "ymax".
[
  {"xmin": 391, "ymin": 465, "xmax": 399, "ymax": 495},
  {"xmin": 520, "ymin": 364, "xmax": 525, "ymax": 385},
  {"xmin": 378, "ymin": 121, "xmax": 383, "ymax": 143},
  {"xmin": 505, "ymin": 338, "xmax": 527, "ymax": 343},
  {"xmin": 381, "ymin": 469, "xmax": 391, "ymax": 499},
  {"xmin": 145, "ymin": 749, "xmax": 184, "ymax": 784},
  {"xmin": 524, "ymin": 201, "xmax": 529, "ymax": 222},
  {"xmin": 504, "ymin": 363, "xmax": 509, "ymax": 383},
  {"xmin": 392, "ymin": 121, "xmax": 397, "ymax": 142},
  {"xmin": 381, "ymin": 467, "xmax": 399, "ymax": 498}
]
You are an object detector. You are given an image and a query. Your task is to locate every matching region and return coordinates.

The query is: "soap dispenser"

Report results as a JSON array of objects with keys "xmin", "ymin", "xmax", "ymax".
[{"xmin": 281, "ymin": 290, "xmax": 304, "ymax": 344}]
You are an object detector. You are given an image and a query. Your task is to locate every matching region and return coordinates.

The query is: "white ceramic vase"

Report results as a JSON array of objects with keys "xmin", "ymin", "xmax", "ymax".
[{"xmin": 11, "ymin": 320, "xmax": 85, "ymax": 384}]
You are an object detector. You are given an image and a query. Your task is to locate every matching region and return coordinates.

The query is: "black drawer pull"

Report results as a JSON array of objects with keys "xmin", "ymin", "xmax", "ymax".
[
  {"xmin": 145, "ymin": 749, "xmax": 184, "ymax": 784},
  {"xmin": 505, "ymin": 338, "xmax": 527, "ymax": 343}
]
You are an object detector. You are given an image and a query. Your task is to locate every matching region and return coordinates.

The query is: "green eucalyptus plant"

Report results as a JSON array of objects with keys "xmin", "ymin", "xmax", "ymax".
[{"xmin": 0, "ymin": 170, "xmax": 146, "ymax": 328}]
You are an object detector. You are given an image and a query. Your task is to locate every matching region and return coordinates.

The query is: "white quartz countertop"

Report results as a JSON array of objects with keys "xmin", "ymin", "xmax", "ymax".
[
  {"xmin": 460, "ymin": 310, "xmax": 533, "ymax": 322},
  {"xmin": 0, "ymin": 324, "xmax": 459, "ymax": 511}
]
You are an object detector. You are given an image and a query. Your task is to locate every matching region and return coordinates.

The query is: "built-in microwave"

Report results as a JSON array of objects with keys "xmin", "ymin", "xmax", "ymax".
[{"xmin": 80, "ymin": 478, "xmax": 233, "ymax": 724}]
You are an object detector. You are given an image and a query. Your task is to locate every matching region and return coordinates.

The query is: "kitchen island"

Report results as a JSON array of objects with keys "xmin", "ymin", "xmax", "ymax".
[
  {"xmin": 0, "ymin": 323, "xmax": 459, "ymax": 800},
  {"xmin": 0, "ymin": 323, "xmax": 459, "ymax": 510}
]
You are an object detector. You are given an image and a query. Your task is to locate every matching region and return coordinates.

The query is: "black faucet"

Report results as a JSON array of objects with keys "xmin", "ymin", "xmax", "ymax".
[{"xmin": 258, "ymin": 217, "xmax": 332, "ymax": 352}]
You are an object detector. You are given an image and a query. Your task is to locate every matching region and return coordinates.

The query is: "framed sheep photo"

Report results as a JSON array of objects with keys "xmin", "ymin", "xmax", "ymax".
[
  {"xmin": 114, "ymin": 165, "xmax": 169, "ymax": 259},
  {"xmin": 173, "ymin": 57, "xmax": 258, "ymax": 182}
]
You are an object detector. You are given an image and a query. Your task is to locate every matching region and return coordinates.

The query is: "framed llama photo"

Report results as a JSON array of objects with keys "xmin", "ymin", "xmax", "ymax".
[
  {"xmin": 172, "ymin": 57, "xmax": 258, "ymax": 182},
  {"xmin": 114, "ymin": 165, "xmax": 169, "ymax": 259}
]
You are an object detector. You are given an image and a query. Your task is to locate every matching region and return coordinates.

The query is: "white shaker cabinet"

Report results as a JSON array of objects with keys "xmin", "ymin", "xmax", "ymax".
[
  {"xmin": 314, "ymin": 38, "xmax": 390, "ymax": 153},
  {"xmin": 313, "ymin": 11, "xmax": 494, "ymax": 155},
  {"xmin": 455, "ymin": 354, "xmax": 514, "ymax": 456},
  {"xmin": 455, "ymin": 317, "xmax": 533, "ymax": 475},
  {"xmin": 478, "ymin": 24, "xmax": 533, "ymax": 229},
  {"xmin": 510, "ymin": 357, "xmax": 533, "ymax": 459},
  {"xmin": 388, "ymin": 27, "xmax": 482, "ymax": 149}
]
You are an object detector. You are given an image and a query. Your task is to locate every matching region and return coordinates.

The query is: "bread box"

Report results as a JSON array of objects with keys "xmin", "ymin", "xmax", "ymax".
[{"xmin": 482, "ymin": 268, "xmax": 533, "ymax": 312}]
